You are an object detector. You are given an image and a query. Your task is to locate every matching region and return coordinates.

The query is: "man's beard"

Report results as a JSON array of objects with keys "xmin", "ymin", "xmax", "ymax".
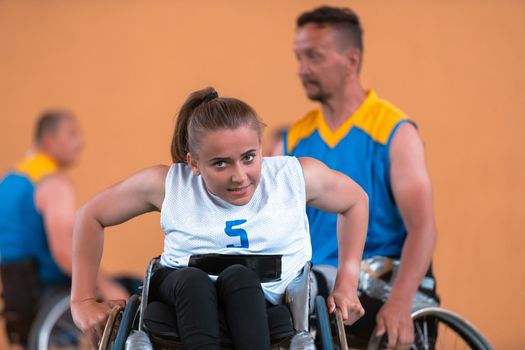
[{"xmin": 302, "ymin": 78, "xmax": 330, "ymax": 103}]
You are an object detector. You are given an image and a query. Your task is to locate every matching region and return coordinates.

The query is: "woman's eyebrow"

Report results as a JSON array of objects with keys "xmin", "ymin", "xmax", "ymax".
[
  {"xmin": 208, "ymin": 156, "xmax": 231, "ymax": 163},
  {"xmin": 241, "ymin": 149, "xmax": 257, "ymax": 156},
  {"xmin": 208, "ymin": 149, "xmax": 257, "ymax": 163}
]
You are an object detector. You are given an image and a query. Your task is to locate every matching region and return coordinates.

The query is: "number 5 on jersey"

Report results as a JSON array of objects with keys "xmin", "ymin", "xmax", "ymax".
[{"xmin": 225, "ymin": 220, "xmax": 249, "ymax": 248}]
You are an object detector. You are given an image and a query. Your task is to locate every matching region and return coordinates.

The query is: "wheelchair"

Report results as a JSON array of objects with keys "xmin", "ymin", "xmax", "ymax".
[
  {"xmin": 27, "ymin": 287, "xmax": 89, "ymax": 350},
  {"xmin": 0, "ymin": 259, "xmax": 86, "ymax": 350},
  {"xmin": 24, "ymin": 276, "xmax": 142, "ymax": 350},
  {"xmin": 0, "ymin": 257, "xmax": 141, "ymax": 350},
  {"xmin": 98, "ymin": 256, "xmax": 493, "ymax": 350},
  {"xmin": 98, "ymin": 257, "xmax": 349, "ymax": 350},
  {"xmin": 357, "ymin": 257, "xmax": 493, "ymax": 350}
]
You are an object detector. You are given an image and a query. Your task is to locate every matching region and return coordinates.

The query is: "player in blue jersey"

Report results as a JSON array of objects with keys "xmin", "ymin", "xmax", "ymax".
[
  {"xmin": 276, "ymin": 6, "xmax": 439, "ymax": 350},
  {"xmin": 0, "ymin": 110, "xmax": 129, "ymax": 346},
  {"xmin": 70, "ymin": 87, "xmax": 369, "ymax": 350}
]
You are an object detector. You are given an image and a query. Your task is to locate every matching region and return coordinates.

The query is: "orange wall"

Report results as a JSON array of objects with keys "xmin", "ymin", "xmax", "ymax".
[{"xmin": 1, "ymin": 1, "xmax": 524, "ymax": 348}]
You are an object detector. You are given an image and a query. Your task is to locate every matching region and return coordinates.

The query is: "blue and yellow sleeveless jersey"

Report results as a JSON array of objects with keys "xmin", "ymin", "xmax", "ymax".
[
  {"xmin": 0, "ymin": 152, "xmax": 68, "ymax": 284},
  {"xmin": 285, "ymin": 90, "xmax": 413, "ymax": 266}
]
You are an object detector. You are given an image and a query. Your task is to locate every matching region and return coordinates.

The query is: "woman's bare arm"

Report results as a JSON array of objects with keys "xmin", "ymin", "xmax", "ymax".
[
  {"xmin": 71, "ymin": 165, "xmax": 168, "ymax": 341},
  {"xmin": 299, "ymin": 157, "xmax": 368, "ymax": 324}
]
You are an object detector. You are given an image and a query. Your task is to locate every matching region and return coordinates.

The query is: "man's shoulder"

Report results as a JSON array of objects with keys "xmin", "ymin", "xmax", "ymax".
[
  {"xmin": 34, "ymin": 173, "xmax": 75, "ymax": 213},
  {"xmin": 37, "ymin": 173, "xmax": 74, "ymax": 194},
  {"xmin": 357, "ymin": 92, "xmax": 412, "ymax": 146},
  {"xmin": 371, "ymin": 93, "xmax": 408, "ymax": 121},
  {"xmin": 14, "ymin": 152, "xmax": 59, "ymax": 183}
]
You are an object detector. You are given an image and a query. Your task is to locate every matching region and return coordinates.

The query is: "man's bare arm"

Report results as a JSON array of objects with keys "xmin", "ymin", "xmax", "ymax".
[
  {"xmin": 36, "ymin": 174, "xmax": 76, "ymax": 275},
  {"xmin": 376, "ymin": 122, "xmax": 437, "ymax": 349}
]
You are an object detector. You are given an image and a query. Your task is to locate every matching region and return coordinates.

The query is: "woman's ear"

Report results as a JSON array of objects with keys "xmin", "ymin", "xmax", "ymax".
[{"xmin": 187, "ymin": 152, "xmax": 201, "ymax": 176}]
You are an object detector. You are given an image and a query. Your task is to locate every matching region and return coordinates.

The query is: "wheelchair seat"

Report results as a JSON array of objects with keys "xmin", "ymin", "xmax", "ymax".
[
  {"xmin": 99, "ymin": 258, "xmax": 330, "ymax": 350},
  {"xmin": 139, "ymin": 256, "xmax": 297, "ymax": 347},
  {"xmin": 142, "ymin": 301, "xmax": 295, "ymax": 347}
]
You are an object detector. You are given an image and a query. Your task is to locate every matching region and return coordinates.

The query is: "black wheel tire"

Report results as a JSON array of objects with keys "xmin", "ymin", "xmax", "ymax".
[
  {"xmin": 411, "ymin": 307, "xmax": 492, "ymax": 350},
  {"xmin": 367, "ymin": 307, "xmax": 493, "ymax": 350},
  {"xmin": 315, "ymin": 296, "xmax": 334, "ymax": 350},
  {"xmin": 113, "ymin": 294, "xmax": 141, "ymax": 350},
  {"xmin": 27, "ymin": 289, "xmax": 83, "ymax": 350}
]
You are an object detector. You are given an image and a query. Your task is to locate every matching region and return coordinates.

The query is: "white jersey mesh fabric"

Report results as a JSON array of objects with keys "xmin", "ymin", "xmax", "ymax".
[{"xmin": 160, "ymin": 156, "xmax": 311, "ymax": 304}]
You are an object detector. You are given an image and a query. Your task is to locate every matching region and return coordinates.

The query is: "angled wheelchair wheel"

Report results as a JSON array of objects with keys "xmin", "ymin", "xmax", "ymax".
[
  {"xmin": 315, "ymin": 296, "xmax": 334, "ymax": 350},
  {"xmin": 98, "ymin": 304, "xmax": 124, "ymax": 350},
  {"xmin": 333, "ymin": 309, "xmax": 348, "ymax": 350},
  {"xmin": 367, "ymin": 307, "xmax": 493, "ymax": 350},
  {"xmin": 27, "ymin": 289, "xmax": 88, "ymax": 350},
  {"xmin": 113, "ymin": 295, "xmax": 141, "ymax": 350}
]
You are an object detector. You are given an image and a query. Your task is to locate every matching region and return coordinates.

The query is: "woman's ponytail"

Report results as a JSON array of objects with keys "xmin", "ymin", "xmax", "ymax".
[{"xmin": 171, "ymin": 87, "xmax": 217, "ymax": 163}]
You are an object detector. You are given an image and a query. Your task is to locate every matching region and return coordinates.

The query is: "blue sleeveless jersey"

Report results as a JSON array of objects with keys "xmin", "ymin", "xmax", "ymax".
[
  {"xmin": 285, "ymin": 91, "xmax": 413, "ymax": 266},
  {"xmin": 0, "ymin": 153, "xmax": 69, "ymax": 284}
]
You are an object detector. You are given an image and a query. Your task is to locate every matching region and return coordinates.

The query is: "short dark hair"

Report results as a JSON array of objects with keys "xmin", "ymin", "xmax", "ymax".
[
  {"xmin": 34, "ymin": 110, "xmax": 72, "ymax": 144},
  {"xmin": 297, "ymin": 6, "xmax": 363, "ymax": 52}
]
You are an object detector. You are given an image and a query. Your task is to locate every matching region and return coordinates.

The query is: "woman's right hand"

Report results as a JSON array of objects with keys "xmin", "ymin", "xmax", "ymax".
[{"xmin": 71, "ymin": 298, "xmax": 126, "ymax": 347}]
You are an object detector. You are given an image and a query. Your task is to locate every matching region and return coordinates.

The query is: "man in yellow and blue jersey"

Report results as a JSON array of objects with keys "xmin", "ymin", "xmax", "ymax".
[
  {"xmin": 277, "ymin": 6, "xmax": 439, "ymax": 349},
  {"xmin": 0, "ymin": 110, "xmax": 128, "ymax": 346}
]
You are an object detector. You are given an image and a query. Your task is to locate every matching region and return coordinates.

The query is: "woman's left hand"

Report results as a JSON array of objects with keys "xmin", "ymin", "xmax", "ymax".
[{"xmin": 327, "ymin": 286, "xmax": 365, "ymax": 325}]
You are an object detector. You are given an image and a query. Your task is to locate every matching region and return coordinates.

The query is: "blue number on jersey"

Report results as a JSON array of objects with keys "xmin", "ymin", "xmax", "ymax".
[{"xmin": 225, "ymin": 220, "xmax": 249, "ymax": 248}]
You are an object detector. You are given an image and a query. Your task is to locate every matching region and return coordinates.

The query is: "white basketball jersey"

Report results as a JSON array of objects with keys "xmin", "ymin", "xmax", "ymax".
[{"xmin": 160, "ymin": 156, "xmax": 311, "ymax": 304}]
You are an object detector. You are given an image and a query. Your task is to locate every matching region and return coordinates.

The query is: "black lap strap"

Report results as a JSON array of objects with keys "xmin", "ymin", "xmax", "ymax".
[{"xmin": 188, "ymin": 254, "xmax": 282, "ymax": 283}]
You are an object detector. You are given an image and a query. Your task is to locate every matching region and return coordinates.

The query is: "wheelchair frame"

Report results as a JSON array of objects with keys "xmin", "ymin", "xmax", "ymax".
[
  {"xmin": 99, "ymin": 257, "xmax": 348, "ymax": 350},
  {"xmin": 361, "ymin": 257, "xmax": 493, "ymax": 350}
]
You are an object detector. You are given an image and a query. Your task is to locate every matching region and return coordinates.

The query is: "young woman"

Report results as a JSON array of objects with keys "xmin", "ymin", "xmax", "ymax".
[{"xmin": 70, "ymin": 87, "xmax": 368, "ymax": 350}]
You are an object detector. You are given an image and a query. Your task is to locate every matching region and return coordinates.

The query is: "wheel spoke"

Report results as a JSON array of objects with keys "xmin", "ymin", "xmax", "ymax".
[
  {"xmin": 415, "ymin": 321, "xmax": 425, "ymax": 347},
  {"xmin": 423, "ymin": 319, "xmax": 429, "ymax": 350},
  {"xmin": 385, "ymin": 307, "xmax": 493, "ymax": 350}
]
